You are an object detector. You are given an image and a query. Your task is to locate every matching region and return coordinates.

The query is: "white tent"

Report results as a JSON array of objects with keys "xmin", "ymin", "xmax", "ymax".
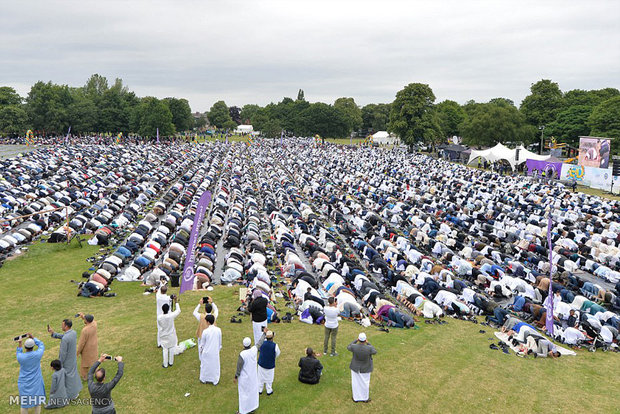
[
  {"xmin": 467, "ymin": 143, "xmax": 551, "ymax": 170},
  {"xmin": 235, "ymin": 125, "xmax": 253, "ymax": 134},
  {"xmin": 372, "ymin": 131, "xmax": 399, "ymax": 145}
]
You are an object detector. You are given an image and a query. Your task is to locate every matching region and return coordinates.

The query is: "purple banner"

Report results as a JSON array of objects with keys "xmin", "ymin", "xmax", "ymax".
[
  {"xmin": 544, "ymin": 214, "xmax": 554, "ymax": 336},
  {"xmin": 180, "ymin": 190, "xmax": 212, "ymax": 293},
  {"xmin": 156, "ymin": 128, "xmax": 160, "ymax": 144},
  {"xmin": 525, "ymin": 159, "xmax": 563, "ymax": 179}
]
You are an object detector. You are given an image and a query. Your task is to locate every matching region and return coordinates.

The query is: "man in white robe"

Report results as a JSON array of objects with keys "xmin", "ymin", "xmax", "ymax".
[
  {"xmin": 157, "ymin": 298, "xmax": 180, "ymax": 368},
  {"xmin": 199, "ymin": 315, "xmax": 222, "ymax": 385},
  {"xmin": 234, "ymin": 337, "xmax": 261, "ymax": 414},
  {"xmin": 257, "ymin": 330, "xmax": 280, "ymax": 395},
  {"xmin": 156, "ymin": 285, "xmax": 171, "ymax": 347}
]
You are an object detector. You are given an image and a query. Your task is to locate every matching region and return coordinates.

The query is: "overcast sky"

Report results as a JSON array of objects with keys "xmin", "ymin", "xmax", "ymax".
[{"xmin": 1, "ymin": 0, "xmax": 619, "ymax": 112}]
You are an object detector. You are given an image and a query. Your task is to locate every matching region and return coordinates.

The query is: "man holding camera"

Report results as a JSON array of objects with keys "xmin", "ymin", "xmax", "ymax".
[
  {"xmin": 347, "ymin": 332, "xmax": 377, "ymax": 403},
  {"xmin": 48, "ymin": 319, "xmax": 82, "ymax": 399},
  {"xmin": 16, "ymin": 333, "xmax": 46, "ymax": 413},
  {"xmin": 157, "ymin": 294, "xmax": 181, "ymax": 368},
  {"xmin": 77, "ymin": 313, "xmax": 98, "ymax": 381},
  {"xmin": 155, "ymin": 284, "xmax": 171, "ymax": 347},
  {"xmin": 88, "ymin": 353, "xmax": 124, "ymax": 414}
]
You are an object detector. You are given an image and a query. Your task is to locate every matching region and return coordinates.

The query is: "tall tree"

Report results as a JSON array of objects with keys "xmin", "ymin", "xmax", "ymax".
[
  {"xmin": 520, "ymin": 79, "xmax": 563, "ymax": 127},
  {"xmin": 0, "ymin": 105, "xmax": 28, "ymax": 134},
  {"xmin": 229, "ymin": 106, "xmax": 242, "ymax": 125},
  {"xmin": 589, "ymin": 96, "xmax": 620, "ymax": 154},
  {"xmin": 207, "ymin": 100, "xmax": 232, "ymax": 128},
  {"xmin": 388, "ymin": 83, "xmax": 438, "ymax": 150},
  {"xmin": 130, "ymin": 97, "xmax": 175, "ymax": 137},
  {"xmin": 334, "ymin": 97, "xmax": 362, "ymax": 135},
  {"xmin": 461, "ymin": 102, "xmax": 536, "ymax": 147},
  {"xmin": 545, "ymin": 105, "xmax": 592, "ymax": 148},
  {"xmin": 0, "ymin": 86, "xmax": 23, "ymax": 106},
  {"xmin": 361, "ymin": 103, "xmax": 391, "ymax": 133},
  {"xmin": 164, "ymin": 97, "xmax": 193, "ymax": 132},
  {"xmin": 240, "ymin": 104, "xmax": 262, "ymax": 125},
  {"xmin": 435, "ymin": 100, "xmax": 465, "ymax": 138},
  {"xmin": 297, "ymin": 102, "xmax": 347, "ymax": 137},
  {"xmin": 296, "ymin": 89, "xmax": 305, "ymax": 101},
  {"xmin": 25, "ymin": 81, "xmax": 73, "ymax": 133}
]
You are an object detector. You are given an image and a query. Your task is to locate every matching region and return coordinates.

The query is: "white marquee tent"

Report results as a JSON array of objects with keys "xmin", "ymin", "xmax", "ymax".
[
  {"xmin": 372, "ymin": 131, "xmax": 399, "ymax": 145},
  {"xmin": 467, "ymin": 143, "xmax": 551, "ymax": 170}
]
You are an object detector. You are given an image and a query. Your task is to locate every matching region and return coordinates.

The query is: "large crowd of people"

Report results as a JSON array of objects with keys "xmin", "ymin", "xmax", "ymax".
[{"xmin": 10, "ymin": 138, "xmax": 620, "ymax": 412}]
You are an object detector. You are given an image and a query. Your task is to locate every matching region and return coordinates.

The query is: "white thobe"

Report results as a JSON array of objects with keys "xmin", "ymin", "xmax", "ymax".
[
  {"xmin": 351, "ymin": 370, "xmax": 371, "ymax": 402},
  {"xmin": 156, "ymin": 291, "xmax": 171, "ymax": 346},
  {"xmin": 238, "ymin": 347, "xmax": 259, "ymax": 414},
  {"xmin": 157, "ymin": 303, "xmax": 180, "ymax": 349},
  {"xmin": 199, "ymin": 325, "xmax": 222, "ymax": 384}
]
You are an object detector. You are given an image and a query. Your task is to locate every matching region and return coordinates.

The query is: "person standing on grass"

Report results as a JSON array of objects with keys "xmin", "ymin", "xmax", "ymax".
[
  {"xmin": 76, "ymin": 313, "xmax": 98, "ymax": 381},
  {"xmin": 88, "ymin": 354, "xmax": 124, "ymax": 414},
  {"xmin": 348, "ymin": 332, "xmax": 376, "ymax": 403},
  {"xmin": 257, "ymin": 330, "xmax": 280, "ymax": 395},
  {"xmin": 199, "ymin": 314, "xmax": 222, "ymax": 385},
  {"xmin": 156, "ymin": 284, "xmax": 171, "ymax": 347},
  {"xmin": 248, "ymin": 290, "xmax": 268, "ymax": 345},
  {"xmin": 323, "ymin": 297, "xmax": 339, "ymax": 356},
  {"xmin": 48, "ymin": 319, "xmax": 82, "ymax": 399},
  {"xmin": 235, "ymin": 337, "xmax": 261, "ymax": 414},
  {"xmin": 158, "ymin": 296, "xmax": 181, "ymax": 368},
  {"xmin": 45, "ymin": 359, "xmax": 68, "ymax": 409},
  {"xmin": 16, "ymin": 334, "xmax": 46, "ymax": 413}
]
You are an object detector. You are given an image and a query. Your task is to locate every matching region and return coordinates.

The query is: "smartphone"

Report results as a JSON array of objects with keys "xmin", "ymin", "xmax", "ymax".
[
  {"xmin": 104, "ymin": 355, "xmax": 113, "ymax": 360},
  {"xmin": 13, "ymin": 334, "xmax": 28, "ymax": 341},
  {"xmin": 203, "ymin": 297, "xmax": 209, "ymax": 303},
  {"xmin": 75, "ymin": 313, "xmax": 80, "ymax": 317}
]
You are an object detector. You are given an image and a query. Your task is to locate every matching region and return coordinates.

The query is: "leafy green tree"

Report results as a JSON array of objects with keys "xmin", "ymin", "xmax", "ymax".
[
  {"xmin": 435, "ymin": 100, "xmax": 465, "ymax": 138},
  {"xmin": 223, "ymin": 119, "xmax": 237, "ymax": 131},
  {"xmin": 261, "ymin": 118, "xmax": 282, "ymax": 138},
  {"xmin": 229, "ymin": 106, "xmax": 242, "ymax": 125},
  {"xmin": 207, "ymin": 100, "xmax": 232, "ymax": 128},
  {"xmin": 388, "ymin": 83, "xmax": 437, "ymax": 149},
  {"xmin": 195, "ymin": 115, "xmax": 207, "ymax": 129},
  {"xmin": 297, "ymin": 102, "xmax": 347, "ymax": 137},
  {"xmin": 297, "ymin": 89, "xmax": 305, "ymax": 101},
  {"xmin": 361, "ymin": 103, "xmax": 390, "ymax": 133},
  {"xmin": 520, "ymin": 79, "xmax": 563, "ymax": 126},
  {"xmin": 0, "ymin": 105, "xmax": 28, "ymax": 134},
  {"xmin": 589, "ymin": 96, "xmax": 620, "ymax": 154},
  {"xmin": 164, "ymin": 97, "xmax": 193, "ymax": 132},
  {"xmin": 25, "ymin": 81, "xmax": 73, "ymax": 133},
  {"xmin": 0, "ymin": 87, "xmax": 23, "ymax": 106},
  {"xmin": 545, "ymin": 105, "xmax": 592, "ymax": 148},
  {"xmin": 334, "ymin": 97, "xmax": 362, "ymax": 135},
  {"xmin": 131, "ymin": 97, "xmax": 175, "ymax": 137},
  {"xmin": 240, "ymin": 104, "xmax": 262, "ymax": 124},
  {"xmin": 461, "ymin": 102, "xmax": 535, "ymax": 147},
  {"xmin": 68, "ymin": 88, "xmax": 97, "ymax": 133}
]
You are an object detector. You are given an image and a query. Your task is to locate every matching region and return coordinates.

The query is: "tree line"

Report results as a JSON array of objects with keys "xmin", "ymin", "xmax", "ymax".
[
  {"xmin": 1, "ymin": 77, "xmax": 618, "ymax": 154},
  {"xmin": 0, "ymin": 74, "xmax": 196, "ymax": 137}
]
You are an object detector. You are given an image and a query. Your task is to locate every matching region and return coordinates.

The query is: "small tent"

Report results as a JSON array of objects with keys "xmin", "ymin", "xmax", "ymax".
[{"xmin": 372, "ymin": 131, "xmax": 399, "ymax": 145}]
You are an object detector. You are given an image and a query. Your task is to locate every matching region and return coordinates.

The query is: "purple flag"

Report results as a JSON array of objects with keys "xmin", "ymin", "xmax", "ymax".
[
  {"xmin": 225, "ymin": 135, "xmax": 228, "ymax": 145},
  {"xmin": 179, "ymin": 191, "xmax": 212, "ymax": 293},
  {"xmin": 544, "ymin": 213, "xmax": 554, "ymax": 336},
  {"xmin": 280, "ymin": 130, "xmax": 283, "ymax": 146},
  {"xmin": 65, "ymin": 126, "xmax": 71, "ymax": 144},
  {"xmin": 156, "ymin": 128, "xmax": 160, "ymax": 144}
]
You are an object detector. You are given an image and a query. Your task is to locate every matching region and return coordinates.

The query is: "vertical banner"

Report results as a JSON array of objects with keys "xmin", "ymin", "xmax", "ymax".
[
  {"xmin": 156, "ymin": 128, "xmax": 160, "ymax": 144},
  {"xmin": 65, "ymin": 126, "xmax": 71, "ymax": 144},
  {"xmin": 179, "ymin": 191, "xmax": 212, "ymax": 293},
  {"xmin": 280, "ymin": 130, "xmax": 283, "ymax": 146},
  {"xmin": 544, "ymin": 214, "xmax": 554, "ymax": 336}
]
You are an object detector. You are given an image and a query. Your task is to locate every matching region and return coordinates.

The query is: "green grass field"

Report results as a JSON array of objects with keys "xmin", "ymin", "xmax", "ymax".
[{"xmin": 1, "ymin": 240, "xmax": 619, "ymax": 413}]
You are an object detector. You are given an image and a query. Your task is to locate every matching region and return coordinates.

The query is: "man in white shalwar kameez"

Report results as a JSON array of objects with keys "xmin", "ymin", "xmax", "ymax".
[
  {"xmin": 199, "ymin": 315, "xmax": 222, "ymax": 385},
  {"xmin": 157, "ymin": 299, "xmax": 180, "ymax": 368},
  {"xmin": 257, "ymin": 330, "xmax": 280, "ymax": 395},
  {"xmin": 156, "ymin": 285, "xmax": 171, "ymax": 347},
  {"xmin": 235, "ymin": 337, "xmax": 262, "ymax": 414},
  {"xmin": 347, "ymin": 332, "xmax": 377, "ymax": 403}
]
